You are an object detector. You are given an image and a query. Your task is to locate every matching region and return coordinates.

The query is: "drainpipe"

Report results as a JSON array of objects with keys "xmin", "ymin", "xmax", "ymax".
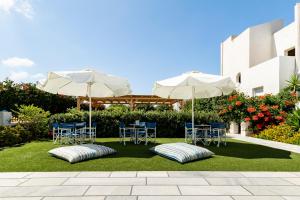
[{"xmin": 295, "ymin": 3, "xmax": 300, "ymax": 72}]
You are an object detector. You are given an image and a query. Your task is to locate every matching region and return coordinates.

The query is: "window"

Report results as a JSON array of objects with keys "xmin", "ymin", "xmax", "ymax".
[
  {"xmin": 253, "ymin": 86, "xmax": 264, "ymax": 97},
  {"xmin": 285, "ymin": 47, "xmax": 295, "ymax": 56},
  {"xmin": 236, "ymin": 73, "xmax": 241, "ymax": 83}
]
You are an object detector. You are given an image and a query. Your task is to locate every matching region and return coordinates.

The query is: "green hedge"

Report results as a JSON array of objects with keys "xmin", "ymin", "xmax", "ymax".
[{"xmin": 50, "ymin": 110, "xmax": 221, "ymax": 138}]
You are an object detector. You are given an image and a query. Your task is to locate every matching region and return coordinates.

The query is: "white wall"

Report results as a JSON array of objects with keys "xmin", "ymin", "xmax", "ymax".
[
  {"xmin": 221, "ymin": 20, "xmax": 283, "ymax": 83},
  {"xmin": 237, "ymin": 56, "xmax": 295, "ymax": 96},
  {"xmin": 249, "ymin": 20, "xmax": 283, "ymax": 67},
  {"xmin": 274, "ymin": 22, "xmax": 295, "ymax": 56},
  {"xmin": 221, "ymin": 31, "xmax": 250, "ymax": 78}
]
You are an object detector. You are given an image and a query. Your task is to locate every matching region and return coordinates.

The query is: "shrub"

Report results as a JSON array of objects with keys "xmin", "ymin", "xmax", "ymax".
[
  {"xmin": 255, "ymin": 124, "xmax": 294, "ymax": 143},
  {"xmin": 219, "ymin": 90, "xmax": 297, "ymax": 132},
  {"xmin": 106, "ymin": 105, "xmax": 130, "ymax": 112},
  {"xmin": 50, "ymin": 110, "xmax": 221, "ymax": 138},
  {"xmin": 0, "ymin": 125, "xmax": 31, "ymax": 147},
  {"xmin": 286, "ymin": 109, "xmax": 300, "ymax": 131},
  {"xmin": 15, "ymin": 105, "xmax": 50, "ymax": 139},
  {"xmin": 0, "ymin": 79, "xmax": 76, "ymax": 114}
]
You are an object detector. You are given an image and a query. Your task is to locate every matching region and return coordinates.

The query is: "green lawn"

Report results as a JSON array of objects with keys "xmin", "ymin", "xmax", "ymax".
[{"xmin": 1, "ymin": 138, "xmax": 300, "ymax": 171}]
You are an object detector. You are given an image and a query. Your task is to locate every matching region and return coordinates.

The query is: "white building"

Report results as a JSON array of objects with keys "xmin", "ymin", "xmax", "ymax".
[{"xmin": 221, "ymin": 3, "xmax": 300, "ymax": 96}]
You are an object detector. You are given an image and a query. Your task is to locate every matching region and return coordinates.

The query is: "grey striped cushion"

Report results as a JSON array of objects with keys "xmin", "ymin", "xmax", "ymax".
[
  {"xmin": 48, "ymin": 144, "xmax": 116, "ymax": 163},
  {"xmin": 150, "ymin": 143, "xmax": 214, "ymax": 163}
]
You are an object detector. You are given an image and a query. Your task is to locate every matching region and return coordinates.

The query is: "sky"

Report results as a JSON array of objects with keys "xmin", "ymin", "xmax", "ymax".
[{"xmin": 0, "ymin": 0, "xmax": 299, "ymax": 94}]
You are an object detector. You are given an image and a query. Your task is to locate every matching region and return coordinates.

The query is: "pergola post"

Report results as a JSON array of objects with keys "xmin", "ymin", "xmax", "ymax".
[{"xmin": 77, "ymin": 97, "xmax": 81, "ymax": 110}]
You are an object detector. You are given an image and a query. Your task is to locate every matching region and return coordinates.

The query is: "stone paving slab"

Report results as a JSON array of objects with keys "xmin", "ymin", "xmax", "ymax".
[
  {"xmin": 76, "ymin": 172, "xmax": 111, "ymax": 178},
  {"xmin": 232, "ymin": 197, "xmax": 285, "ymax": 200},
  {"xmin": 205, "ymin": 177, "xmax": 293, "ymax": 186},
  {"xmin": 0, "ymin": 178, "xmax": 28, "ymax": 186},
  {"xmin": 147, "ymin": 177, "xmax": 209, "ymax": 185},
  {"xmin": 20, "ymin": 178, "xmax": 67, "ymax": 186},
  {"xmin": 131, "ymin": 186, "xmax": 180, "ymax": 195},
  {"xmin": 179, "ymin": 186, "xmax": 251, "ymax": 195},
  {"xmin": 283, "ymin": 178, "xmax": 300, "ymax": 185},
  {"xmin": 85, "ymin": 186, "xmax": 132, "ymax": 195},
  {"xmin": 43, "ymin": 197, "xmax": 106, "ymax": 200},
  {"xmin": 137, "ymin": 171, "xmax": 168, "ymax": 177},
  {"xmin": 63, "ymin": 177, "xmax": 146, "ymax": 185},
  {"xmin": 244, "ymin": 186, "xmax": 300, "ymax": 195},
  {"xmin": 138, "ymin": 196, "xmax": 233, "ymax": 200},
  {"xmin": 0, "ymin": 186, "xmax": 88, "ymax": 197},
  {"xmin": 25, "ymin": 172, "xmax": 79, "ymax": 178},
  {"xmin": 0, "ymin": 172, "xmax": 300, "ymax": 199}
]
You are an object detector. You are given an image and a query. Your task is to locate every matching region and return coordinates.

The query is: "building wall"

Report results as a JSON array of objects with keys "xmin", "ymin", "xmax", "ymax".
[
  {"xmin": 237, "ymin": 56, "xmax": 295, "ymax": 96},
  {"xmin": 274, "ymin": 22, "xmax": 295, "ymax": 56},
  {"xmin": 221, "ymin": 19, "xmax": 297, "ymax": 96},
  {"xmin": 221, "ymin": 31, "xmax": 250, "ymax": 78},
  {"xmin": 249, "ymin": 20, "xmax": 283, "ymax": 67}
]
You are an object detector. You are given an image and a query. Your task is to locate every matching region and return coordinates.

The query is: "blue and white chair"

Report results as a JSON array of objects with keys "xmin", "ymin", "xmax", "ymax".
[
  {"xmin": 52, "ymin": 122, "xmax": 60, "ymax": 144},
  {"xmin": 75, "ymin": 122, "xmax": 86, "ymax": 143},
  {"xmin": 119, "ymin": 122, "xmax": 135, "ymax": 145},
  {"xmin": 209, "ymin": 122, "xmax": 227, "ymax": 147},
  {"xmin": 145, "ymin": 122, "xmax": 156, "ymax": 145},
  {"xmin": 185, "ymin": 122, "xmax": 193, "ymax": 143},
  {"xmin": 58, "ymin": 122, "xmax": 75, "ymax": 144}
]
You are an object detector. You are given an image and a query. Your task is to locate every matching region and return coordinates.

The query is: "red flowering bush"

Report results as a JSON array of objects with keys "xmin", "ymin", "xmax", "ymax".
[{"xmin": 219, "ymin": 90, "xmax": 297, "ymax": 132}]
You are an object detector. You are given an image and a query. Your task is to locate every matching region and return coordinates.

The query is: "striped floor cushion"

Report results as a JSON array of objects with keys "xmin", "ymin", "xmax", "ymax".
[
  {"xmin": 48, "ymin": 144, "xmax": 116, "ymax": 163},
  {"xmin": 150, "ymin": 142, "xmax": 214, "ymax": 163}
]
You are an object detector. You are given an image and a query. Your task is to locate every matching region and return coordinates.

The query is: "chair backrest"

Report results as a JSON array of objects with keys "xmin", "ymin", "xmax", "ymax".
[
  {"xmin": 146, "ymin": 122, "xmax": 156, "ymax": 129},
  {"xmin": 52, "ymin": 122, "xmax": 59, "ymax": 129},
  {"xmin": 75, "ymin": 122, "xmax": 86, "ymax": 128},
  {"xmin": 209, "ymin": 122, "xmax": 226, "ymax": 129},
  {"xmin": 139, "ymin": 122, "xmax": 146, "ymax": 127},
  {"xmin": 119, "ymin": 121, "xmax": 125, "ymax": 128},
  {"xmin": 59, "ymin": 122, "xmax": 75, "ymax": 129},
  {"xmin": 185, "ymin": 122, "xmax": 193, "ymax": 129}
]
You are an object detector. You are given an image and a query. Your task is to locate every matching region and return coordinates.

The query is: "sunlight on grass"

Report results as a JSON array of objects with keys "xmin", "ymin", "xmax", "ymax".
[{"xmin": 0, "ymin": 138, "xmax": 300, "ymax": 172}]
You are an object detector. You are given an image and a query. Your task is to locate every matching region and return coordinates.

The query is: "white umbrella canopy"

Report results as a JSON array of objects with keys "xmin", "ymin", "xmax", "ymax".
[
  {"xmin": 37, "ymin": 69, "xmax": 132, "ymax": 140},
  {"xmin": 37, "ymin": 69, "xmax": 131, "ymax": 97},
  {"xmin": 153, "ymin": 71, "xmax": 235, "ymax": 143},
  {"xmin": 153, "ymin": 71, "xmax": 235, "ymax": 99}
]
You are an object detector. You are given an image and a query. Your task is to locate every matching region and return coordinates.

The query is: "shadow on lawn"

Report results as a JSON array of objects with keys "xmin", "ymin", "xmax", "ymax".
[
  {"xmin": 95, "ymin": 141, "xmax": 158, "ymax": 159},
  {"xmin": 206, "ymin": 141, "xmax": 292, "ymax": 159},
  {"xmin": 96, "ymin": 140, "xmax": 292, "ymax": 160}
]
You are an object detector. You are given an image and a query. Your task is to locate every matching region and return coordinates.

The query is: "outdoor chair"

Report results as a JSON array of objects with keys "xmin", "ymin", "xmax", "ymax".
[
  {"xmin": 75, "ymin": 122, "xmax": 87, "ymax": 144},
  {"xmin": 136, "ymin": 122, "xmax": 147, "ymax": 144},
  {"xmin": 185, "ymin": 122, "xmax": 193, "ymax": 143},
  {"xmin": 194, "ymin": 124, "xmax": 211, "ymax": 145},
  {"xmin": 145, "ymin": 122, "xmax": 156, "ymax": 145},
  {"xmin": 119, "ymin": 122, "xmax": 135, "ymax": 146},
  {"xmin": 209, "ymin": 122, "xmax": 227, "ymax": 147},
  {"xmin": 136, "ymin": 122, "xmax": 156, "ymax": 145},
  {"xmin": 58, "ymin": 122, "xmax": 75, "ymax": 144},
  {"xmin": 83, "ymin": 122, "xmax": 97, "ymax": 143},
  {"xmin": 52, "ymin": 122, "xmax": 60, "ymax": 144}
]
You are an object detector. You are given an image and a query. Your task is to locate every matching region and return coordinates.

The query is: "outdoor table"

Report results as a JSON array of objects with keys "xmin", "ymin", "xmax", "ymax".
[
  {"xmin": 193, "ymin": 124, "xmax": 211, "ymax": 145},
  {"xmin": 128, "ymin": 123, "xmax": 146, "ymax": 144}
]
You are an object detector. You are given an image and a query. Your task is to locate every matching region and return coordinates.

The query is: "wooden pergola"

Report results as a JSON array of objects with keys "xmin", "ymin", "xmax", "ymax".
[{"xmin": 77, "ymin": 95, "xmax": 183, "ymax": 110}]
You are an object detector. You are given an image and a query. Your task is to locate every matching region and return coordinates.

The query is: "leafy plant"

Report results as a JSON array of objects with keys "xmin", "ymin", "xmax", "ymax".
[
  {"xmin": 286, "ymin": 109, "xmax": 300, "ymax": 131},
  {"xmin": 106, "ymin": 105, "xmax": 130, "ymax": 112},
  {"xmin": 0, "ymin": 79, "xmax": 76, "ymax": 114},
  {"xmin": 0, "ymin": 125, "xmax": 31, "ymax": 147},
  {"xmin": 286, "ymin": 74, "xmax": 300, "ymax": 93},
  {"xmin": 15, "ymin": 105, "xmax": 50, "ymax": 139},
  {"xmin": 255, "ymin": 124, "xmax": 294, "ymax": 142}
]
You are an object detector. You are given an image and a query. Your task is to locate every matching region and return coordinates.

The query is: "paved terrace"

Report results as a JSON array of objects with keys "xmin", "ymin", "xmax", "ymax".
[{"xmin": 1, "ymin": 172, "xmax": 300, "ymax": 199}]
